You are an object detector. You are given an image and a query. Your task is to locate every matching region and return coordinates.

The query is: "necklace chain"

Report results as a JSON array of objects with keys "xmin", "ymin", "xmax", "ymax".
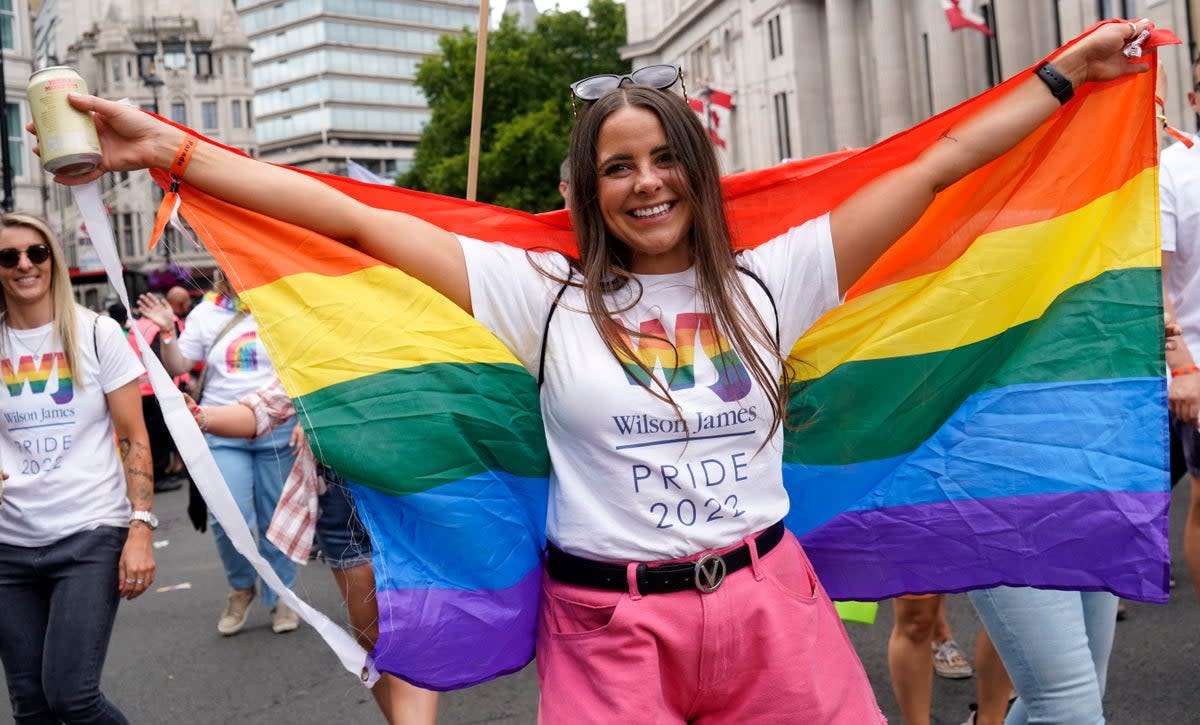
[{"xmin": 6, "ymin": 324, "xmax": 54, "ymax": 358}]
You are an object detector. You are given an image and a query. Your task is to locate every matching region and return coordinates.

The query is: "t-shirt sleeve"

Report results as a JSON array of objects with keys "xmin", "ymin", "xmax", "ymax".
[
  {"xmin": 1161, "ymin": 151, "xmax": 1178, "ymax": 254},
  {"xmin": 736, "ymin": 212, "xmax": 841, "ymax": 351},
  {"xmin": 457, "ymin": 234, "xmax": 572, "ymax": 373},
  {"xmin": 94, "ymin": 316, "xmax": 144, "ymax": 393},
  {"xmin": 177, "ymin": 303, "xmax": 214, "ymax": 363}
]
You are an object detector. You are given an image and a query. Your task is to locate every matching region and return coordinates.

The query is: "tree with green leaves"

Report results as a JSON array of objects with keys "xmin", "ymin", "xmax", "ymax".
[{"xmin": 401, "ymin": 0, "xmax": 627, "ymax": 212}]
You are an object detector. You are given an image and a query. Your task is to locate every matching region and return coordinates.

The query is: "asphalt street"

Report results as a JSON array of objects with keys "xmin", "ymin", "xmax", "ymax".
[{"xmin": 1, "ymin": 481, "xmax": 1195, "ymax": 724}]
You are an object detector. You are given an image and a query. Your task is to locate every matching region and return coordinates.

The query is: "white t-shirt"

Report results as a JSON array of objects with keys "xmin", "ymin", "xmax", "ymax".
[
  {"xmin": 178, "ymin": 302, "xmax": 277, "ymax": 407},
  {"xmin": 0, "ymin": 311, "xmax": 143, "ymax": 546},
  {"xmin": 460, "ymin": 214, "xmax": 840, "ymax": 561},
  {"xmin": 1161, "ymin": 133, "xmax": 1200, "ymax": 352}
]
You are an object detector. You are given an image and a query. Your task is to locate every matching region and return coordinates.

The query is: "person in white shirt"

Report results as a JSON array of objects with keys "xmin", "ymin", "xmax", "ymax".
[
  {"xmin": 0, "ymin": 212, "xmax": 153, "ymax": 724},
  {"xmin": 52, "ymin": 19, "xmax": 1149, "ymax": 723},
  {"xmin": 1159, "ymin": 54, "xmax": 1200, "ymax": 605}
]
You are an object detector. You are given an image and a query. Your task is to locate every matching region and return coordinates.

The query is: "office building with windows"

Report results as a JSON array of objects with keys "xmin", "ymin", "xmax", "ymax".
[
  {"xmin": 234, "ymin": 0, "xmax": 479, "ymax": 178},
  {"xmin": 32, "ymin": 1, "xmax": 256, "ymax": 306},
  {"xmin": 622, "ymin": 0, "xmax": 1200, "ymax": 173}
]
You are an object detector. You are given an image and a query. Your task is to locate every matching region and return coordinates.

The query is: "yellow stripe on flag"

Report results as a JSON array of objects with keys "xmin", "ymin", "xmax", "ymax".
[
  {"xmin": 243, "ymin": 266, "xmax": 521, "ymax": 398},
  {"xmin": 793, "ymin": 169, "xmax": 1158, "ymax": 380}
]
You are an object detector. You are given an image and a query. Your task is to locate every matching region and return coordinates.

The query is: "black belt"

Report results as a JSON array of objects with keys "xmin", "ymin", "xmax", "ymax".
[{"xmin": 545, "ymin": 521, "xmax": 785, "ymax": 595}]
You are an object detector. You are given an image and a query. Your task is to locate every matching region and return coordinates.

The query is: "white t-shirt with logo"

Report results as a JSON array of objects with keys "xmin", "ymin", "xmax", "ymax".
[
  {"xmin": 0, "ymin": 311, "xmax": 144, "ymax": 546},
  {"xmin": 459, "ymin": 214, "xmax": 840, "ymax": 561},
  {"xmin": 1160, "ymin": 134, "xmax": 1200, "ymax": 352},
  {"xmin": 178, "ymin": 302, "xmax": 277, "ymax": 407}
]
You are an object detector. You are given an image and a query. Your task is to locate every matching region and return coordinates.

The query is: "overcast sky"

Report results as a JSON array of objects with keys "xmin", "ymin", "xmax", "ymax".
[{"xmin": 491, "ymin": 0, "xmax": 609, "ymax": 25}]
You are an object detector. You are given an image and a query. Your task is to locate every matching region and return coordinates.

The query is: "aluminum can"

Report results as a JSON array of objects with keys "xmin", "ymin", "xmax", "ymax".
[{"xmin": 27, "ymin": 66, "xmax": 101, "ymax": 176}]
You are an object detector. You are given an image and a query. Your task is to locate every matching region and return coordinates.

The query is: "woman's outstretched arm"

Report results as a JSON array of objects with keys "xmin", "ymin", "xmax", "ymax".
[{"xmin": 48, "ymin": 95, "xmax": 473, "ymax": 312}]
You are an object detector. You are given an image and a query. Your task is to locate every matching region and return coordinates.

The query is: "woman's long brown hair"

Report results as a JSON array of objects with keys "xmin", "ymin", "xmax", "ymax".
[{"xmin": 563, "ymin": 86, "xmax": 793, "ymax": 439}]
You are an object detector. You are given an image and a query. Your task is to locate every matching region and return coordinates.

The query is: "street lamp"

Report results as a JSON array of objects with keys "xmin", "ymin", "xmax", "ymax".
[{"xmin": 143, "ymin": 73, "xmax": 164, "ymax": 115}]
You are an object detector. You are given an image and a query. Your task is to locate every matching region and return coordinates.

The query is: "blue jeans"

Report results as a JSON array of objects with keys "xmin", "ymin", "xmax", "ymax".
[
  {"xmin": 968, "ymin": 586, "xmax": 1117, "ymax": 725},
  {"xmin": 0, "ymin": 526, "xmax": 129, "ymax": 724},
  {"xmin": 314, "ymin": 467, "xmax": 372, "ymax": 570},
  {"xmin": 207, "ymin": 423, "xmax": 297, "ymax": 608}
]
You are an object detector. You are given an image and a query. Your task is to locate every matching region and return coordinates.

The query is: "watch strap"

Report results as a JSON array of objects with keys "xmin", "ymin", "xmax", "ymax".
[{"xmin": 1035, "ymin": 62, "xmax": 1074, "ymax": 105}]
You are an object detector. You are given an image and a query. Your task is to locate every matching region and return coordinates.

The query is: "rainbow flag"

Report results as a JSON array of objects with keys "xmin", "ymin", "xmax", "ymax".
[{"xmin": 159, "ymin": 30, "xmax": 1170, "ymax": 691}]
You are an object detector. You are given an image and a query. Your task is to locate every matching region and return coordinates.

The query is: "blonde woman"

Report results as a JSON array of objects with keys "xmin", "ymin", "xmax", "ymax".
[{"xmin": 0, "ymin": 212, "xmax": 153, "ymax": 724}]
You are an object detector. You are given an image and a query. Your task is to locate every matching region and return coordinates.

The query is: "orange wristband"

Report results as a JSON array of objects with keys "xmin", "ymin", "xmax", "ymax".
[
  {"xmin": 169, "ymin": 135, "xmax": 197, "ymax": 179},
  {"xmin": 1171, "ymin": 364, "xmax": 1199, "ymax": 378}
]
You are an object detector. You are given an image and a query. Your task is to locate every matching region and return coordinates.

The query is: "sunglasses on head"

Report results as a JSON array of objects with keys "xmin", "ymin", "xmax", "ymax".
[
  {"xmin": 0, "ymin": 244, "xmax": 51, "ymax": 269},
  {"xmin": 570, "ymin": 65, "xmax": 687, "ymax": 112}
]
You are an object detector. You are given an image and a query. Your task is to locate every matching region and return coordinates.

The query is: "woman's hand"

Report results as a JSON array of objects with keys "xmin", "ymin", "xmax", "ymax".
[
  {"xmin": 136, "ymin": 293, "xmax": 175, "ymax": 331},
  {"xmin": 119, "ymin": 526, "xmax": 156, "ymax": 600},
  {"xmin": 289, "ymin": 421, "xmax": 307, "ymax": 451},
  {"xmin": 1054, "ymin": 19, "xmax": 1153, "ymax": 88},
  {"xmin": 29, "ymin": 94, "xmax": 183, "ymax": 186}
]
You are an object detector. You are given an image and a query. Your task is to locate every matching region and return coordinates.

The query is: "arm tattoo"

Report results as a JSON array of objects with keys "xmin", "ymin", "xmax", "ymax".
[
  {"xmin": 123, "ymin": 439, "xmax": 155, "ymax": 507},
  {"xmin": 939, "ymin": 131, "xmax": 959, "ymax": 143}
]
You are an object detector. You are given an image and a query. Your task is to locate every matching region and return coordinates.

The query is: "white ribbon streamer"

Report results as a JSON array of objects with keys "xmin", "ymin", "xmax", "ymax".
[{"xmin": 72, "ymin": 182, "xmax": 378, "ymax": 685}]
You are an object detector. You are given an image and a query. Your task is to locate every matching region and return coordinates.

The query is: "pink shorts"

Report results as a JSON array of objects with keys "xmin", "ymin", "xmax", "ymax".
[{"xmin": 536, "ymin": 530, "xmax": 885, "ymax": 724}]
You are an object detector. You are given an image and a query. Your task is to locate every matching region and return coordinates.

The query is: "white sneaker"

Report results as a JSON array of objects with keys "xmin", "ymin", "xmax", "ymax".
[{"xmin": 271, "ymin": 601, "xmax": 300, "ymax": 634}]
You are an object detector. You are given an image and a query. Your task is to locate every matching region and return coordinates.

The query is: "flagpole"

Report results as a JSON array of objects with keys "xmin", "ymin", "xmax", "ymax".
[{"xmin": 466, "ymin": 0, "xmax": 490, "ymax": 202}]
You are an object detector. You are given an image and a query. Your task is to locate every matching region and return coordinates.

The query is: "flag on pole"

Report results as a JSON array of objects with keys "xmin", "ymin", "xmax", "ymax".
[
  {"xmin": 688, "ymin": 88, "xmax": 733, "ymax": 149},
  {"xmin": 345, "ymin": 158, "xmax": 395, "ymax": 186},
  {"xmin": 943, "ymin": 0, "xmax": 993, "ymax": 36},
  {"xmin": 153, "ymin": 23, "xmax": 1175, "ymax": 691}
]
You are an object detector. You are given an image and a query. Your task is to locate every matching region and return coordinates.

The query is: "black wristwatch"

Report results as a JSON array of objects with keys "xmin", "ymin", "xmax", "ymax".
[{"xmin": 1035, "ymin": 62, "xmax": 1074, "ymax": 105}]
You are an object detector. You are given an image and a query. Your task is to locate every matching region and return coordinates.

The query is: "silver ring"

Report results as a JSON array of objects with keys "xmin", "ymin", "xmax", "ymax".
[
  {"xmin": 1127, "ymin": 22, "xmax": 1137, "ymax": 38},
  {"xmin": 135, "ymin": 579, "xmax": 144, "ymax": 584},
  {"xmin": 124, "ymin": 578, "xmax": 135, "ymax": 583}
]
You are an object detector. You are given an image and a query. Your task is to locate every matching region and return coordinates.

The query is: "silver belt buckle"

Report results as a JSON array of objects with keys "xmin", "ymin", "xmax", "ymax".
[{"xmin": 693, "ymin": 553, "xmax": 726, "ymax": 593}]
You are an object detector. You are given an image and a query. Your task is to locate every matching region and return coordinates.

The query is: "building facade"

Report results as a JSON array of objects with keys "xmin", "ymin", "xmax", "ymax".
[
  {"xmin": 234, "ymin": 0, "xmax": 479, "ymax": 178},
  {"xmin": 3, "ymin": 1, "xmax": 53, "ymax": 223},
  {"xmin": 33, "ymin": 0, "xmax": 257, "ymax": 307},
  {"xmin": 622, "ymin": 0, "xmax": 1200, "ymax": 173}
]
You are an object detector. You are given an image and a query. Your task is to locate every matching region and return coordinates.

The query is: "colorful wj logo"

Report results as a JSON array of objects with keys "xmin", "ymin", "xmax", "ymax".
[
  {"xmin": 615, "ymin": 313, "xmax": 751, "ymax": 402},
  {"xmin": 225, "ymin": 331, "xmax": 260, "ymax": 373},
  {"xmin": 2, "ymin": 353, "xmax": 73, "ymax": 404}
]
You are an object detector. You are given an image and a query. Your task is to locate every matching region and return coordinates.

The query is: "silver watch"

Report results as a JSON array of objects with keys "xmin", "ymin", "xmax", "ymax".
[{"xmin": 130, "ymin": 510, "xmax": 159, "ymax": 530}]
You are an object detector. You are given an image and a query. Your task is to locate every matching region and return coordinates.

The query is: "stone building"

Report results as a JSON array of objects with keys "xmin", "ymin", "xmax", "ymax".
[
  {"xmin": 32, "ymin": 0, "xmax": 256, "ymax": 307},
  {"xmin": 622, "ymin": 0, "xmax": 1200, "ymax": 173}
]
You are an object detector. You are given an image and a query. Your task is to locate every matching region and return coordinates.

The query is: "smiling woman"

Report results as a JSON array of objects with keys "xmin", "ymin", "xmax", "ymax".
[
  {"xmin": 48, "ymin": 17, "xmax": 1153, "ymax": 723},
  {"xmin": 0, "ymin": 212, "xmax": 154, "ymax": 724}
]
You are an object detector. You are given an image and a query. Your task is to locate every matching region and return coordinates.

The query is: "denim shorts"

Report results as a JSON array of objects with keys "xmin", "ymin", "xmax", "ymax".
[
  {"xmin": 315, "ymin": 466, "xmax": 373, "ymax": 570},
  {"xmin": 1170, "ymin": 414, "xmax": 1200, "ymax": 478}
]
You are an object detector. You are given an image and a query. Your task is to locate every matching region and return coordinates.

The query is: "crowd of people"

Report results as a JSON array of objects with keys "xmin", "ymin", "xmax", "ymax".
[{"xmin": 0, "ymin": 15, "xmax": 1189, "ymax": 725}]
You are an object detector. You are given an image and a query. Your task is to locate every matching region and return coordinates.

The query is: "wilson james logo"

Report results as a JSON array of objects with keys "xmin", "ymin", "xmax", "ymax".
[
  {"xmin": 2, "ymin": 353, "xmax": 74, "ymax": 404},
  {"xmin": 614, "ymin": 312, "xmax": 751, "ymax": 403}
]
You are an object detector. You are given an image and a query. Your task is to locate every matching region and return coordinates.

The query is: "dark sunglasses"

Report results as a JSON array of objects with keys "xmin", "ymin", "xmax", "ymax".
[
  {"xmin": 569, "ymin": 65, "xmax": 687, "ymax": 115},
  {"xmin": 0, "ymin": 244, "xmax": 51, "ymax": 268}
]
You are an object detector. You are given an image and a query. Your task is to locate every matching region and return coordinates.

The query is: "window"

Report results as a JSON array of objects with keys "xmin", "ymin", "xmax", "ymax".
[
  {"xmin": 246, "ymin": 100, "xmax": 253, "ymax": 128},
  {"xmin": 231, "ymin": 99, "xmax": 243, "ymax": 128},
  {"xmin": 5, "ymin": 102, "xmax": 22, "ymax": 178},
  {"xmin": 0, "ymin": 0, "xmax": 14, "ymax": 51},
  {"xmin": 138, "ymin": 49, "xmax": 157, "ymax": 79},
  {"xmin": 163, "ymin": 44, "xmax": 188, "ymax": 71},
  {"xmin": 170, "ymin": 102, "xmax": 187, "ymax": 125},
  {"xmin": 120, "ymin": 213, "xmax": 136, "ymax": 258},
  {"xmin": 111, "ymin": 60, "xmax": 122, "ymax": 83},
  {"xmin": 773, "ymin": 92, "xmax": 791, "ymax": 161},
  {"xmin": 194, "ymin": 43, "xmax": 213, "ymax": 77},
  {"xmin": 767, "ymin": 15, "xmax": 783, "ymax": 59},
  {"xmin": 202, "ymin": 101, "xmax": 218, "ymax": 129}
]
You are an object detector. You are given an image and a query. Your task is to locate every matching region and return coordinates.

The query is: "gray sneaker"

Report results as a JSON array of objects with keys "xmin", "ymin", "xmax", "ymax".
[
  {"xmin": 271, "ymin": 601, "xmax": 300, "ymax": 634},
  {"xmin": 217, "ymin": 589, "xmax": 255, "ymax": 636}
]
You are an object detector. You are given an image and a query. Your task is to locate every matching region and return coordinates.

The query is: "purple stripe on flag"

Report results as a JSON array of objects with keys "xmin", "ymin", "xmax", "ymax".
[
  {"xmin": 799, "ymin": 490, "xmax": 1169, "ymax": 603},
  {"xmin": 373, "ymin": 565, "xmax": 542, "ymax": 691}
]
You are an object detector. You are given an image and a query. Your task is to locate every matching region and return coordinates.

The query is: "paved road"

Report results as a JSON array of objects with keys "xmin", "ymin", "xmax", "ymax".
[{"xmin": 1, "ymin": 482, "xmax": 1195, "ymax": 724}]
